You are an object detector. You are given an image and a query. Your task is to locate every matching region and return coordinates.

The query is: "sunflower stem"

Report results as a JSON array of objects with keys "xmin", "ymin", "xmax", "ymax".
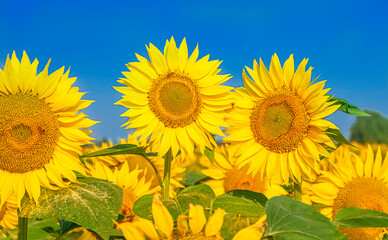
[
  {"xmin": 18, "ymin": 216, "xmax": 28, "ymax": 240},
  {"xmin": 294, "ymin": 181, "xmax": 302, "ymax": 202},
  {"xmin": 162, "ymin": 148, "xmax": 173, "ymax": 201}
]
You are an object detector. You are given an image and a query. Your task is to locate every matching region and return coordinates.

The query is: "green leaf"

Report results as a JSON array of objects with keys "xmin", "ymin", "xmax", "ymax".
[
  {"xmin": 213, "ymin": 191, "xmax": 266, "ymax": 218},
  {"xmin": 332, "ymin": 207, "xmax": 388, "ymax": 228},
  {"xmin": 132, "ymin": 194, "xmax": 153, "ymax": 221},
  {"xmin": 263, "ymin": 196, "xmax": 347, "ymax": 240},
  {"xmin": 204, "ymin": 147, "xmax": 215, "ymax": 164},
  {"xmin": 19, "ymin": 177, "xmax": 123, "ymax": 239},
  {"xmin": 182, "ymin": 171, "xmax": 208, "ymax": 186},
  {"xmin": 176, "ymin": 184, "xmax": 216, "ymax": 214},
  {"xmin": 325, "ymin": 128, "xmax": 352, "ymax": 146},
  {"xmin": 327, "ymin": 96, "xmax": 370, "ymax": 116},
  {"xmin": 132, "ymin": 194, "xmax": 180, "ymax": 221},
  {"xmin": 224, "ymin": 190, "xmax": 267, "ymax": 207},
  {"xmin": 80, "ymin": 144, "xmax": 147, "ymax": 158}
]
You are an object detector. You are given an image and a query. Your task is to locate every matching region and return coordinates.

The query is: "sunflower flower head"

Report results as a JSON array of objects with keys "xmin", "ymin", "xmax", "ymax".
[
  {"xmin": 201, "ymin": 144, "xmax": 287, "ymax": 199},
  {"xmin": 224, "ymin": 54, "xmax": 339, "ymax": 183},
  {"xmin": 115, "ymin": 37, "xmax": 233, "ymax": 159},
  {"xmin": 0, "ymin": 51, "xmax": 97, "ymax": 207},
  {"xmin": 310, "ymin": 145, "xmax": 388, "ymax": 239}
]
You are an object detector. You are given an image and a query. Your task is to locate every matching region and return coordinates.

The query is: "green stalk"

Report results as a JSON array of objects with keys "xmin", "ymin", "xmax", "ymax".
[
  {"xmin": 293, "ymin": 181, "xmax": 302, "ymax": 202},
  {"xmin": 18, "ymin": 216, "xmax": 28, "ymax": 240},
  {"xmin": 162, "ymin": 148, "xmax": 173, "ymax": 201}
]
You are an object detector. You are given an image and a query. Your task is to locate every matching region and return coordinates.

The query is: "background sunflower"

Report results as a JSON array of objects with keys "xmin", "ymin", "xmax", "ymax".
[{"xmin": 310, "ymin": 145, "xmax": 388, "ymax": 239}]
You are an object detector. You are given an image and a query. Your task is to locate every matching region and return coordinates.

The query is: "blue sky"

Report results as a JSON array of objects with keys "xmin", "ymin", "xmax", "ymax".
[{"xmin": 1, "ymin": 0, "xmax": 387, "ymax": 142}]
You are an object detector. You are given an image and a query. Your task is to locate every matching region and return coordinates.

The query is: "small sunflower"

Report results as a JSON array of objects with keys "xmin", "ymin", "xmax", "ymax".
[
  {"xmin": 350, "ymin": 141, "xmax": 388, "ymax": 160},
  {"xmin": 224, "ymin": 54, "xmax": 339, "ymax": 183},
  {"xmin": 119, "ymin": 194, "xmax": 227, "ymax": 239},
  {"xmin": 84, "ymin": 136, "xmax": 186, "ymax": 197},
  {"xmin": 86, "ymin": 160, "xmax": 156, "ymax": 216},
  {"xmin": 201, "ymin": 144, "xmax": 287, "ymax": 198},
  {"xmin": 310, "ymin": 145, "xmax": 388, "ymax": 239},
  {"xmin": 0, "ymin": 197, "xmax": 18, "ymax": 230},
  {"xmin": 114, "ymin": 37, "xmax": 233, "ymax": 159},
  {"xmin": 0, "ymin": 51, "xmax": 97, "ymax": 207}
]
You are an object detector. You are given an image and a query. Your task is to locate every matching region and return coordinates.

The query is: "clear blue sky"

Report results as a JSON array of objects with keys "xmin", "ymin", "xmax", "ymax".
[{"xmin": 1, "ymin": 0, "xmax": 387, "ymax": 142}]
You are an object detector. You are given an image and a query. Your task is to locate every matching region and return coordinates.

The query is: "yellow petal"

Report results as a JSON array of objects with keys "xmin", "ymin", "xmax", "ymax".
[
  {"xmin": 120, "ymin": 222, "xmax": 146, "ymax": 240},
  {"xmin": 147, "ymin": 43, "xmax": 168, "ymax": 75},
  {"xmin": 166, "ymin": 36, "xmax": 179, "ymax": 72},
  {"xmin": 189, "ymin": 204, "xmax": 206, "ymax": 234},
  {"xmin": 152, "ymin": 194, "xmax": 173, "ymax": 237},
  {"xmin": 205, "ymin": 208, "xmax": 226, "ymax": 237},
  {"xmin": 178, "ymin": 38, "xmax": 189, "ymax": 72},
  {"xmin": 177, "ymin": 215, "xmax": 189, "ymax": 236}
]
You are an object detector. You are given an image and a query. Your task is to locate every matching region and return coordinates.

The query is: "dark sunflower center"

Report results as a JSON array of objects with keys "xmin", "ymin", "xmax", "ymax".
[
  {"xmin": 160, "ymin": 82, "xmax": 193, "ymax": 115},
  {"xmin": 10, "ymin": 123, "xmax": 33, "ymax": 143},
  {"xmin": 0, "ymin": 93, "xmax": 60, "ymax": 173},
  {"xmin": 250, "ymin": 88, "xmax": 309, "ymax": 153},
  {"xmin": 261, "ymin": 102, "xmax": 294, "ymax": 139},
  {"xmin": 148, "ymin": 72, "xmax": 202, "ymax": 128}
]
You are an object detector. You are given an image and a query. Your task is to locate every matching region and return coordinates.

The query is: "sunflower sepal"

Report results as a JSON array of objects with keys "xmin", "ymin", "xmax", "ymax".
[
  {"xmin": 204, "ymin": 146, "xmax": 215, "ymax": 164},
  {"xmin": 18, "ymin": 177, "xmax": 123, "ymax": 238},
  {"xmin": 325, "ymin": 128, "xmax": 355, "ymax": 148},
  {"xmin": 327, "ymin": 95, "xmax": 370, "ymax": 117}
]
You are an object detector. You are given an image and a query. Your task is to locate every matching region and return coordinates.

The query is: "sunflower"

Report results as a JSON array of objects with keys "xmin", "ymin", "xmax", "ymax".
[
  {"xmin": 86, "ymin": 159, "xmax": 156, "ymax": 216},
  {"xmin": 118, "ymin": 194, "xmax": 227, "ymax": 239},
  {"xmin": 310, "ymin": 145, "xmax": 388, "ymax": 239},
  {"xmin": 350, "ymin": 141, "xmax": 388, "ymax": 160},
  {"xmin": 114, "ymin": 37, "xmax": 233, "ymax": 159},
  {"xmin": 84, "ymin": 136, "xmax": 186, "ymax": 197},
  {"xmin": 224, "ymin": 54, "xmax": 339, "ymax": 183},
  {"xmin": 201, "ymin": 144, "xmax": 287, "ymax": 198},
  {"xmin": 0, "ymin": 197, "xmax": 18, "ymax": 230},
  {"xmin": 0, "ymin": 51, "xmax": 97, "ymax": 207}
]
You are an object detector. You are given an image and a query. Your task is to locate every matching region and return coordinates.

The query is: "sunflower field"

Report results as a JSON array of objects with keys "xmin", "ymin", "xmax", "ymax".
[{"xmin": 1, "ymin": 37, "xmax": 388, "ymax": 240}]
